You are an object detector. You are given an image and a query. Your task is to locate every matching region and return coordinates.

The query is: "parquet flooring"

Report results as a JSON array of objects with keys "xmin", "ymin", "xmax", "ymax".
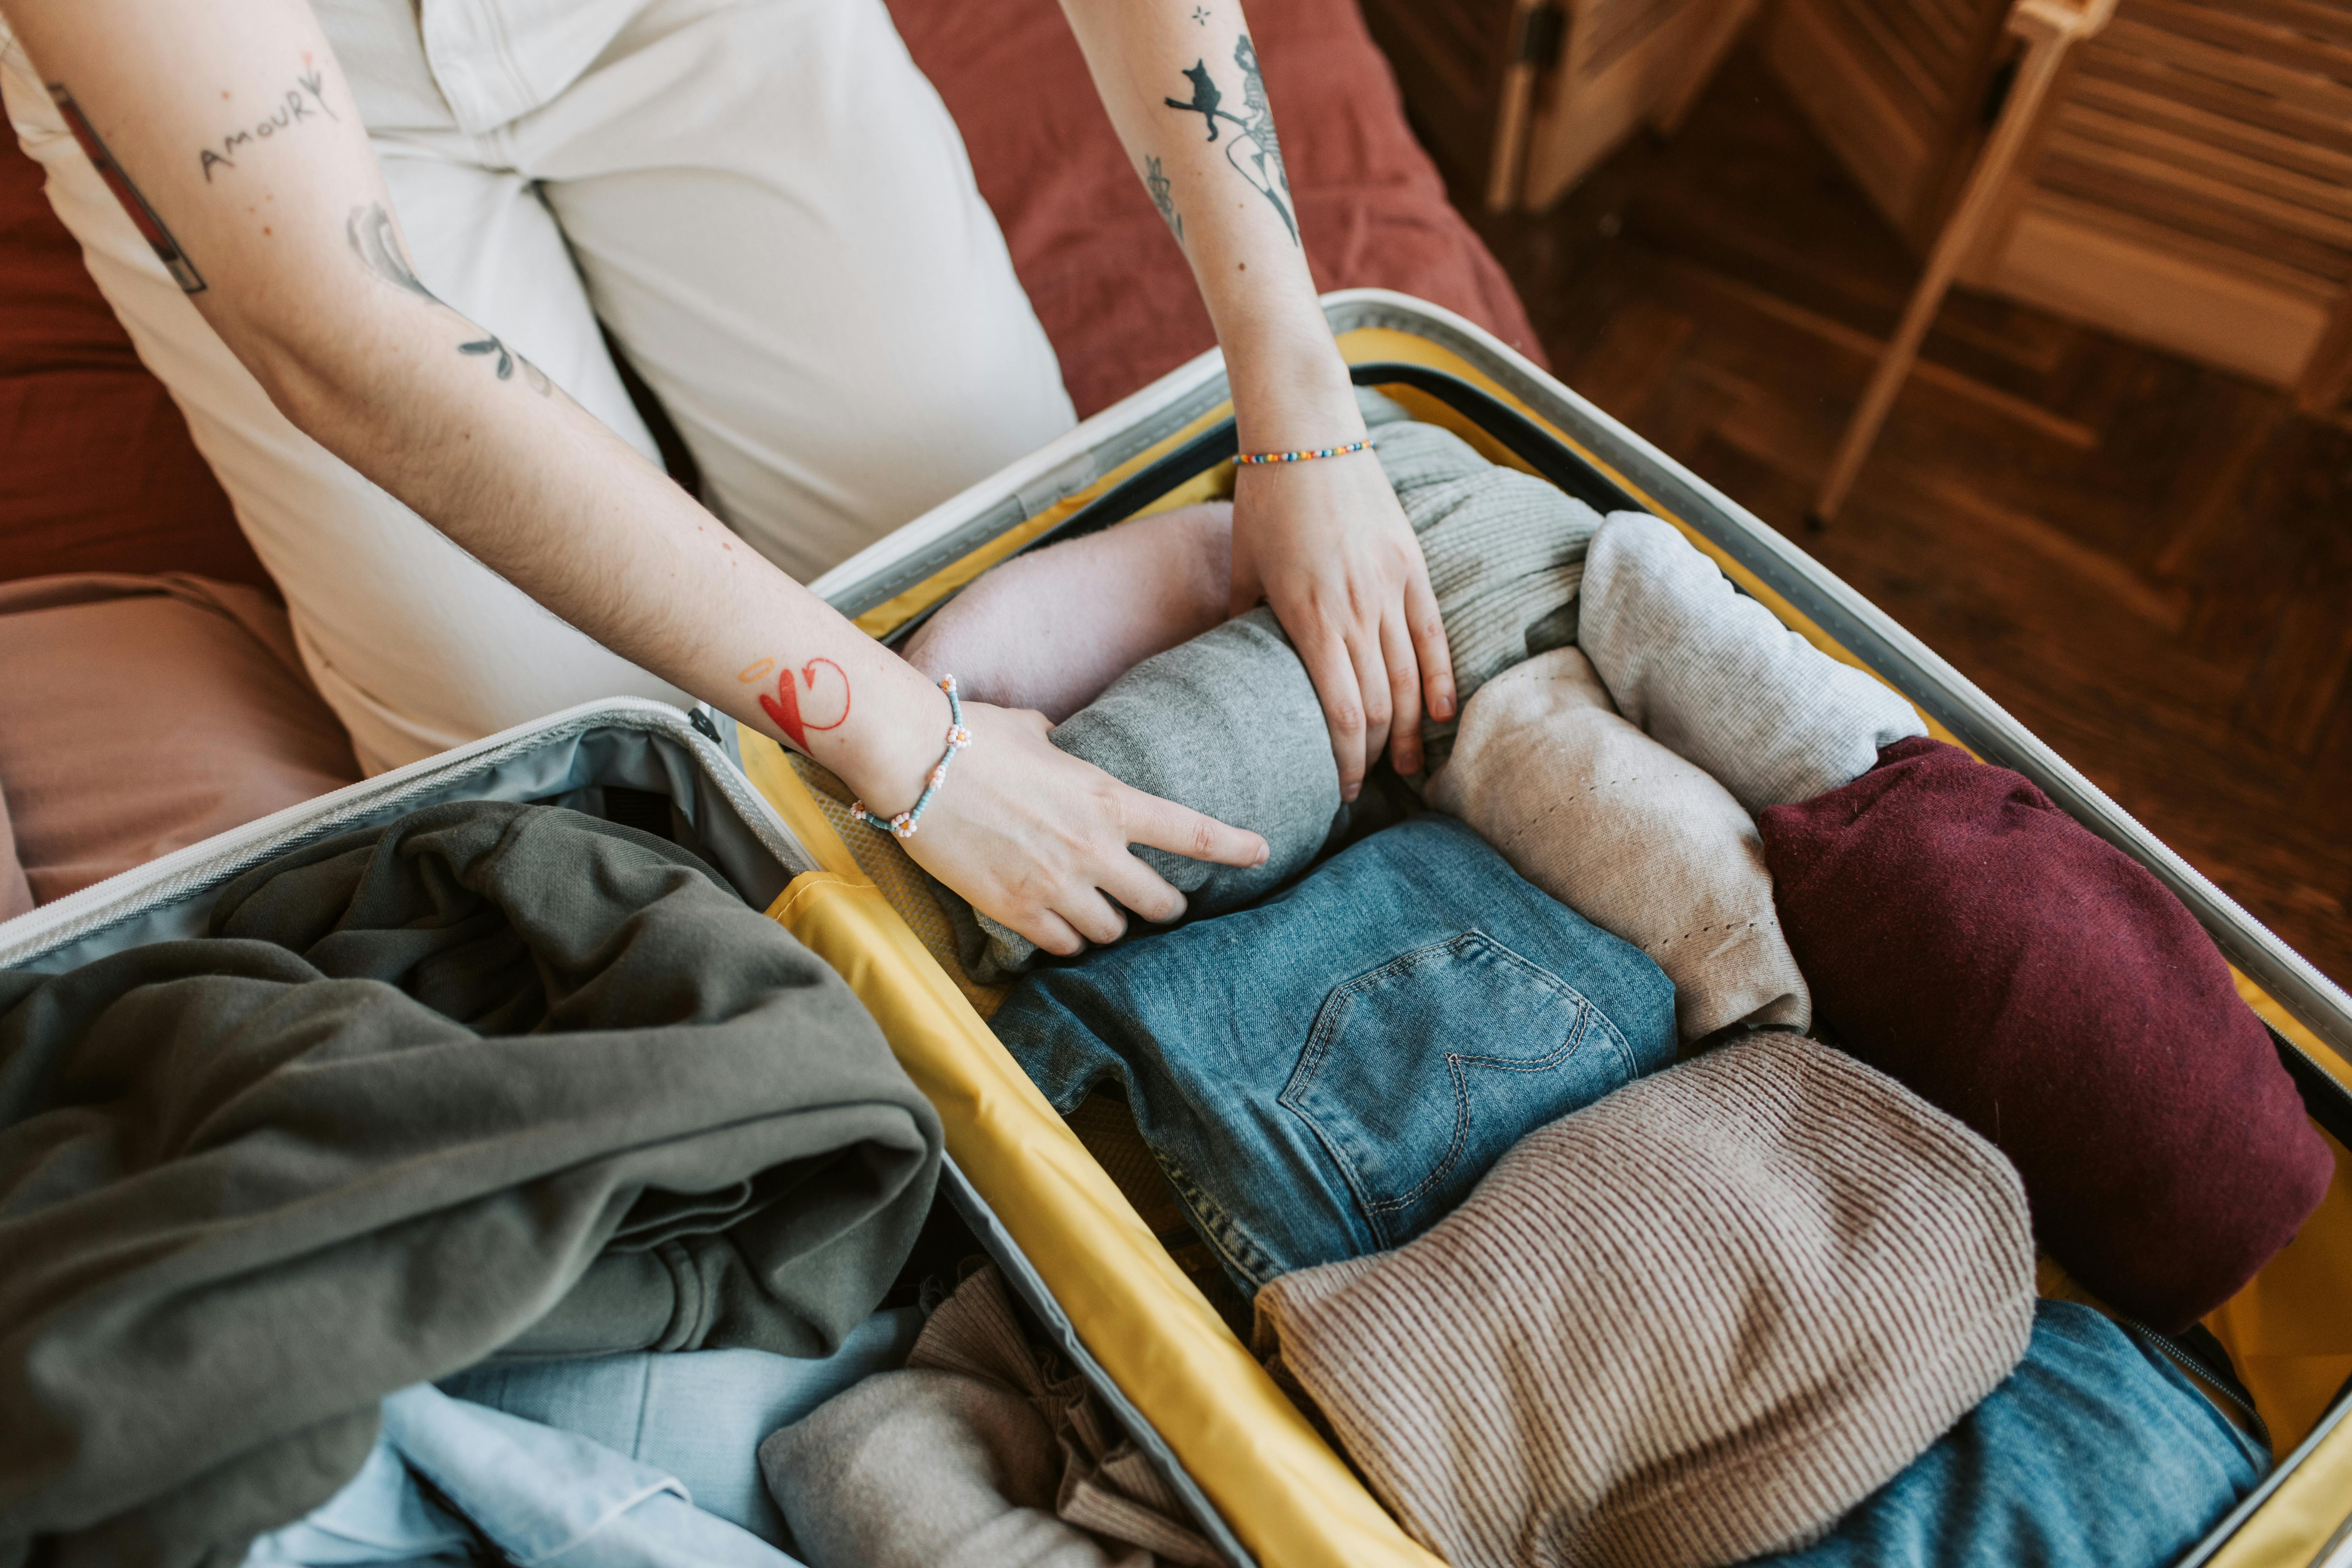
[{"xmin": 1454, "ymin": 44, "xmax": 2352, "ymax": 992}]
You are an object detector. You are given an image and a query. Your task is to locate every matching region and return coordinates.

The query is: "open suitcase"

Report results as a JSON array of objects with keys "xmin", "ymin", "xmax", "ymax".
[{"xmin": 4, "ymin": 290, "xmax": 2347, "ymax": 1567}]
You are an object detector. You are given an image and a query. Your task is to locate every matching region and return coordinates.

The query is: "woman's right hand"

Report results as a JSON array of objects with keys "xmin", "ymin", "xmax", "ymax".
[{"xmin": 891, "ymin": 702, "xmax": 1268, "ymax": 954}]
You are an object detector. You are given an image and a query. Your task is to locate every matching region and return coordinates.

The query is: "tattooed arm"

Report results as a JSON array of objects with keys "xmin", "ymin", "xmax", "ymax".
[
  {"xmin": 1, "ymin": 0, "xmax": 1267, "ymax": 954},
  {"xmin": 1056, "ymin": 0, "xmax": 1456, "ymax": 790}
]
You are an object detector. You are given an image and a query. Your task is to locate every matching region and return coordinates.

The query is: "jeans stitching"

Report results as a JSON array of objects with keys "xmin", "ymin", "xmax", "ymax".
[
  {"xmin": 1158, "ymin": 1153, "xmax": 1280, "ymax": 1291},
  {"xmin": 1368, "ymin": 994, "xmax": 1595, "ymax": 1223},
  {"xmin": 1280, "ymin": 931, "xmax": 1619, "ymax": 1244}
]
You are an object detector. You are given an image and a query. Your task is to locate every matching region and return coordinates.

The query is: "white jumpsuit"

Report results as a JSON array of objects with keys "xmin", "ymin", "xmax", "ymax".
[{"xmin": 1, "ymin": 0, "xmax": 1078, "ymax": 771}]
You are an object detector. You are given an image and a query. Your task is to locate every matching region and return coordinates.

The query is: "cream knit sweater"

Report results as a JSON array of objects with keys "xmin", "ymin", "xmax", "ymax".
[{"xmin": 1428, "ymin": 646, "xmax": 1810, "ymax": 1043}]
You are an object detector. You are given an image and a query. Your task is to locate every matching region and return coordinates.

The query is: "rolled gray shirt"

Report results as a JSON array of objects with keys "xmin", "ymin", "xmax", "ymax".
[{"xmin": 948, "ymin": 390, "xmax": 1603, "ymax": 979}]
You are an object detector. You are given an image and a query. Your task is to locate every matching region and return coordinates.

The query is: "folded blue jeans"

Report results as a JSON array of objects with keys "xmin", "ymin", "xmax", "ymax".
[
  {"xmin": 1746, "ymin": 1300, "xmax": 2267, "ymax": 1568},
  {"xmin": 992, "ymin": 816, "xmax": 1678, "ymax": 1292}
]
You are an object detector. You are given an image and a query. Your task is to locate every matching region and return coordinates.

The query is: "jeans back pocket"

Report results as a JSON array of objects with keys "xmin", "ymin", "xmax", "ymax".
[{"xmin": 1279, "ymin": 930, "xmax": 1637, "ymax": 1251}]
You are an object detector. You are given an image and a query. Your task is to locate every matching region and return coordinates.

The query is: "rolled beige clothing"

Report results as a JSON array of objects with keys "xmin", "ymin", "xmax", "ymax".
[
  {"xmin": 1578, "ymin": 512, "xmax": 1927, "ymax": 812},
  {"xmin": 1428, "ymin": 646, "xmax": 1809, "ymax": 1043}
]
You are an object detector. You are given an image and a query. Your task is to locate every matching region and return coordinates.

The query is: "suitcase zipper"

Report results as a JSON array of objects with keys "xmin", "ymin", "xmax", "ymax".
[{"xmin": 2118, "ymin": 1316, "xmax": 2272, "ymax": 1455}]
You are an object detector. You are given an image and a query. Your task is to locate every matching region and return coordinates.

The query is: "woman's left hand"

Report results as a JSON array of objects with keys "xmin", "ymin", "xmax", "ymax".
[{"xmin": 1231, "ymin": 431, "xmax": 1456, "ymax": 797}]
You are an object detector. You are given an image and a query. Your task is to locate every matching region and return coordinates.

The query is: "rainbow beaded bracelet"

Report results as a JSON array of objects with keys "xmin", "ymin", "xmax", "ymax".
[
  {"xmin": 1233, "ymin": 436, "xmax": 1378, "ymax": 465},
  {"xmin": 850, "ymin": 674, "xmax": 972, "ymax": 840}
]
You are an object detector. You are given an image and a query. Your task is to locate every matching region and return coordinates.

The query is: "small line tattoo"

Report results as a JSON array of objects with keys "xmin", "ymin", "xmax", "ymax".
[
  {"xmin": 50, "ymin": 85, "xmax": 205, "ymax": 292},
  {"xmin": 460, "ymin": 336, "xmax": 519, "ymax": 378},
  {"xmin": 1162, "ymin": 35, "xmax": 1295, "ymax": 244},
  {"xmin": 346, "ymin": 202, "xmax": 436, "ymax": 300},
  {"xmin": 298, "ymin": 63, "xmax": 337, "ymax": 118},
  {"xmin": 1191, "ymin": 5, "xmax": 1210, "ymax": 21},
  {"xmin": 347, "ymin": 202, "xmax": 552, "ymax": 394},
  {"xmin": 463, "ymin": 327, "xmax": 550, "ymax": 393},
  {"xmin": 1144, "ymin": 155, "xmax": 1183, "ymax": 243}
]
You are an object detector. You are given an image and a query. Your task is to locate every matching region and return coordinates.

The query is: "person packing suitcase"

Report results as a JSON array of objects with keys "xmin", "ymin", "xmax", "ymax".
[{"xmin": 0, "ymin": 0, "xmax": 1456, "ymax": 956}]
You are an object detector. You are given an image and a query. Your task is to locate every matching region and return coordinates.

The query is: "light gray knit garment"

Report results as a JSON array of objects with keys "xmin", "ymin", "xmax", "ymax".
[
  {"xmin": 907, "ymin": 1266, "xmax": 1222, "ymax": 1568},
  {"xmin": 954, "ymin": 393, "xmax": 1601, "ymax": 978},
  {"xmin": 1578, "ymin": 512, "xmax": 1926, "ymax": 811},
  {"xmin": 760, "ymin": 1264, "xmax": 1215, "ymax": 1568},
  {"xmin": 758, "ymin": 1370, "xmax": 1142, "ymax": 1568},
  {"xmin": 1360, "ymin": 394, "xmax": 1601, "ymax": 694},
  {"xmin": 1254, "ymin": 1031, "xmax": 2036, "ymax": 1568},
  {"xmin": 956, "ymin": 604, "xmax": 1343, "ymax": 979}
]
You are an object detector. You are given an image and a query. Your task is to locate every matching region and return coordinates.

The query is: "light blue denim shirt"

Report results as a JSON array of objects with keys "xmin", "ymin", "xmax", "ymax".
[
  {"xmin": 442, "ymin": 1307, "xmax": 924, "ymax": 1545},
  {"xmin": 245, "ymin": 1384, "xmax": 802, "ymax": 1568}
]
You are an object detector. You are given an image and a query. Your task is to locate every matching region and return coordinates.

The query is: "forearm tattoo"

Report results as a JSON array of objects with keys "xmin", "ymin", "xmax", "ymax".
[
  {"xmin": 200, "ymin": 60, "xmax": 337, "ymax": 182},
  {"xmin": 49, "ymin": 85, "xmax": 205, "ymax": 292},
  {"xmin": 345, "ymin": 202, "xmax": 434, "ymax": 302},
  {"xmin": 740, "ymin": 657, "xmax": 853, "ymax": 752},
  {"xmin": 1162, "ymin": 34, "xmax": 1296, "ymax": 244},
  {"xmin": 1144, "ymin": 155, "xmax": 1183, "ymax": 243},
  {"xmin": 346, "ymin": 202, "xmax": 552, "ymax": 394}
]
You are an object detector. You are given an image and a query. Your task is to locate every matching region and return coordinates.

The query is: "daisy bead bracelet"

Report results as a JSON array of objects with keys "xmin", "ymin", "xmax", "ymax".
[{"xmin": 850, "ymin": 675, "xmax": 972, "ymax": 840}]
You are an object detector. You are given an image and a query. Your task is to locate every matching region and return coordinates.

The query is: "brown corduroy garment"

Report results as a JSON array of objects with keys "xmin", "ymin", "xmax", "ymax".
[
  {"xmin": 1253, "ymin": 1031, "xmax": 2036, "ymax": 1568},
  {"xmin": 1427, "ymin": 647, "xmax": 1809, "ymax": 1043}
]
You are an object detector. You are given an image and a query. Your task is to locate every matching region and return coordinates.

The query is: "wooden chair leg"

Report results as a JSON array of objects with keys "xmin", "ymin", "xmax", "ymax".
[
  {"xmin": 1813, "ymin": 1, "xmax": 2106, "ymax": 522},
  {"xmin": 1485, "ymin": 0, "xmax": 1546, "ymax": 214}
]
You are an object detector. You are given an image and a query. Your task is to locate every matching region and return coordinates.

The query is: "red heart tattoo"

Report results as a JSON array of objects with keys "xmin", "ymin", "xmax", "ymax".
[{"xmin": 759, "ymin": 658, "xmax": 852, "ymax": 750}]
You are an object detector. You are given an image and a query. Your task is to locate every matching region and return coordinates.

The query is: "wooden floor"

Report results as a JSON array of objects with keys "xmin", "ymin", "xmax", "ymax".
[{"xmin": 1452, "ymin": 44, "xmax": 2352, "ymax": 993}]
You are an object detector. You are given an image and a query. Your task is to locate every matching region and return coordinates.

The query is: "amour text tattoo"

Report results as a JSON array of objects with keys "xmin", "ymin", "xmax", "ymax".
[
  {"xmin": 49, "ymin": 85, "xmax": 205, "ymax": 292},
  {"xmin": 346, "ymin": 202, "xmax": 552, "ymax": 393},
  {"xmin": 200, "ymin": 61, "xmax": 337, "ymax": 182},
  {"xmin": 743, "ymin": 657, "xmax": 853, "ymax": 751},
  {"xmin": 1162, "ymin": 35, "xmax": 1295, "ymax": 243}
]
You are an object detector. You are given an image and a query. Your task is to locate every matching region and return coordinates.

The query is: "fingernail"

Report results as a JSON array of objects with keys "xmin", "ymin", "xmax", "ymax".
[
  {"xmin": 1253, "ymin": 841, "xmax": 1270, "ymax": 867},
  {"xmin": 1343, "ymin": 783, "xmax": 1361, "ymax": 803}
]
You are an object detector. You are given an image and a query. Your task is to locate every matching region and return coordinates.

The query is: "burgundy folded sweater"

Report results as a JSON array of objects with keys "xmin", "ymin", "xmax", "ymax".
[{"xmin": 1758, "ymin": 736, "xmax": 2333, "ymax": 1330}]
